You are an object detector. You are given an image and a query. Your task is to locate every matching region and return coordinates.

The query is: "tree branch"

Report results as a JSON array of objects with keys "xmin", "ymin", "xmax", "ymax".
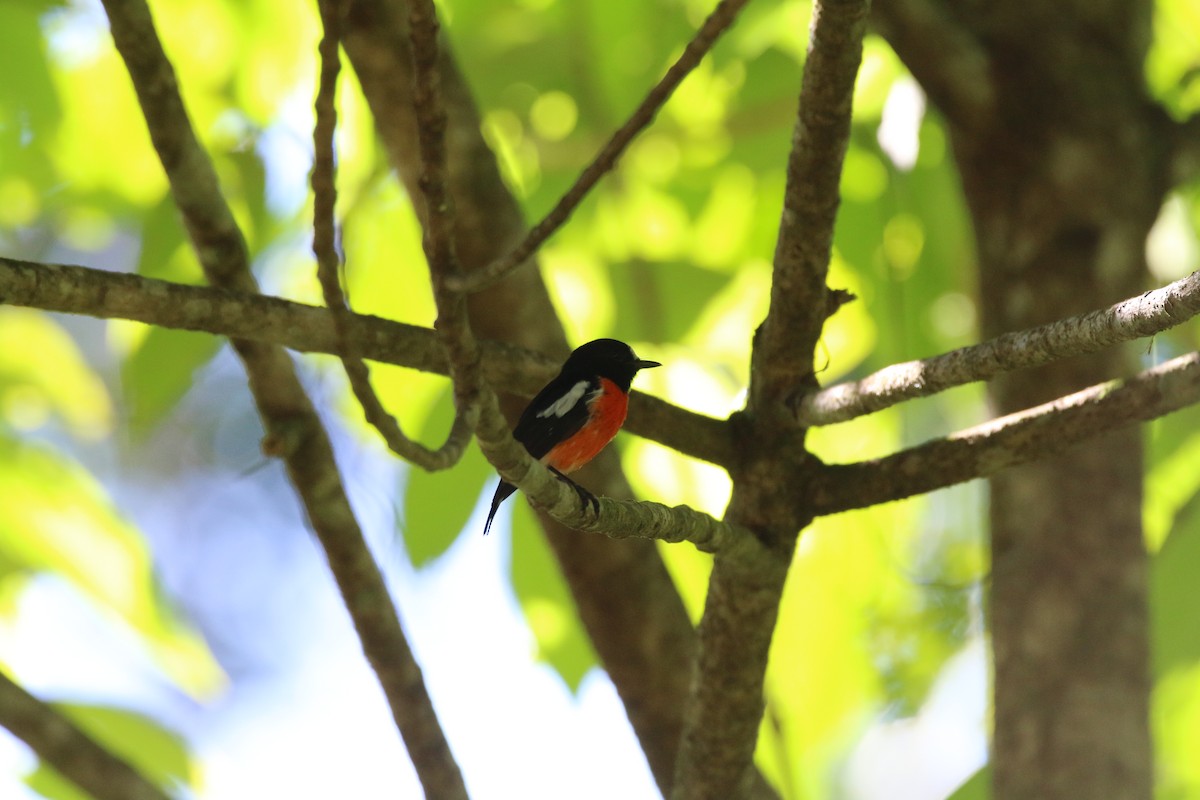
[
  {"xmin": 97, "ymin": 1, "xmax": 467, "ymax": 795},
  {"xmin": 399, "ymin": 0, "xmax": 491, "ymax": 489},
  {"xmin": 0, "ymin": 672, "xmax": 171, "ymax": 800},
  {"xmin": 810, "ymin": 350, "xmax": 1200, "ymax": 514},
  {"xmin": 0, "ymin": 255, "xmax": 735, "ymax": 468},
  {"xmin": 753, "ymin": 0, "xmax": 872, "ymax": 409},
  {"xmin": 674, "ymin": 1, "xmax": 873, "ymax": 797},
  {"xmin": 471, "ymin": 387, "xmax": 748, "ymax": 551},
  {"xmin": 674, "ymin": 539, "xmax": 792, "ymax": 800},
  {"xmin": 798, "ymin": 268, "xmax": 1200, "ymax": 425},
  {"xmin": 312, "ymin": 0, "xmax": 469, "ymax": 471},
  {"xmin": 447, "ymin": 0, "xmax": 754, "ymax": 293}
]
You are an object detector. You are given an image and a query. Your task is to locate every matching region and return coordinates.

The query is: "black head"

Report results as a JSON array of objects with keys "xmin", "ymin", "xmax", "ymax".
[{"xmin": 560, "ymin": 338, "xmax": 660, "ymax": 391}]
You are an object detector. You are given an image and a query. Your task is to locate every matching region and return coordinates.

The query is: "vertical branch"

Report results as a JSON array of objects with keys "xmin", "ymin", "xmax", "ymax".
[
  {"xmin": 674, "ymin": 0, "xmax": 871, "ymax": 796},
  {"xmin": 99, "ymin": 0, "xmax": 467, "ymax": 795},
  {"xmin": 673, "ymin": 538, "xmax": 794, "ymax": 799},
  {"xmin": 312, "ymin": 0, "xmax": 469, "ymax": 470},
  {"xmin": 754, "ymin": 0, "xmax": 872, "ymax": 409},
  {"xmin": 405, "ymin": 0, "xmax": 486, "ymax": 433}
]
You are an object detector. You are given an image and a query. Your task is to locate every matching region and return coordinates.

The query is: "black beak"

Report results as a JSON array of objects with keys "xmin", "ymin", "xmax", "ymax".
[{"xmin": 633, "ymin": 358, "xmax": 661, "ymax": 370}]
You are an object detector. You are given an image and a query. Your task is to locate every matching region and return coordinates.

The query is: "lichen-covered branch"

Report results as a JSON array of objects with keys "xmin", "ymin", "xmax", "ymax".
[
  {"xmin": 799, "ymin": 268, "xmax": 1200, "ymax": 425},
  {"xmin": 810, "ymin": 351, "xmax": 1200, "ymax": 514},
  {"xmin": 470, "ymin": 387, "xmax": 747, "ymax": 551}
]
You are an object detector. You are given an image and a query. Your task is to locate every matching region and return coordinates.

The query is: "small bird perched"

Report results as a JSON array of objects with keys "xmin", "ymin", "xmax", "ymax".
[{"xmin": 482, "ymin": 338, "xmax": 660, "ymax": 536}]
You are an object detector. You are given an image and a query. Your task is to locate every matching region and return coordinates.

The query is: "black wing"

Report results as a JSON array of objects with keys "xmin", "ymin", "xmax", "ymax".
[{"xmin": 512, "ymin": 375, "xmax": 598, "ymax": 460}]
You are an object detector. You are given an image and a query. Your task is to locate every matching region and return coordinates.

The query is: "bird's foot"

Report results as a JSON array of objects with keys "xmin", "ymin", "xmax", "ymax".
[{"xmin": 548, "ymin": 467, "xmax": 600, "ymax": 518}]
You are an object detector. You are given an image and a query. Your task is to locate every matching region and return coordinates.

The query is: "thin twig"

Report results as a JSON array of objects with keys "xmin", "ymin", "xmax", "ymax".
[
  {"xmin": 312, "ymin": 0, "xmax": 467, "ymax": 470},
  {"xmin": 447, "ymin": 0, "xmax": 755, "ymax": 293},
  {"xmin": 405, "ymin": 0, "xmax": 484, "ymax": 451},
  {"xmin": 0, "ymin": 672, "xmax": 172, "ymax": 800},
  {"xmin": 98, "ymin": 1, "xmax": 467, "ymax": 795},
  {"xmin": 810, "ymin": 351, "xmax": 1200, "ymax": 514},
  {"xmin": 798, "ymin": 268, "xmax": 1200, "ymax": 425},
  {"xmin": 341, "ymin": 6, "xmax": 739, "ymax": 789}
]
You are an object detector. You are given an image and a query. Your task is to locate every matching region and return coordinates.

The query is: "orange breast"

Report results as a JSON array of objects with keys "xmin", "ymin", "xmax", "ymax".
[{"xmin": 541, "ymin": 378, "xmax": 628, "ymax": 474}]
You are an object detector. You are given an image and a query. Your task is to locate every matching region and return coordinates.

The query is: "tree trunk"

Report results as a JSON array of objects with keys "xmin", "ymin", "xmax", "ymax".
[
  {"xmin": 878, "ymin": 0, "xmax": 1171, "ymax": 795},
  {"xmin": 965, "ymin": 17, "xmax": 1163, "ymax": 800}
]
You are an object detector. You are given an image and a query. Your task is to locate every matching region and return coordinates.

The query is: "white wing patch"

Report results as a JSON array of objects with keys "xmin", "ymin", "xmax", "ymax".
[{"xmin": 536, "ymin": 380, "xmax": 592, "ymax": 419}]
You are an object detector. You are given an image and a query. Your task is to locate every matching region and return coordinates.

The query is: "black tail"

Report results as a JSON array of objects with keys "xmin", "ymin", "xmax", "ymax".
[{"xmin": 483, "ymin": 480, "xmax": 517, "ymax": 536}]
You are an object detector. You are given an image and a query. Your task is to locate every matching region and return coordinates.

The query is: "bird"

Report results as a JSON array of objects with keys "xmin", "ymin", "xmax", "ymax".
[{"xmin": 482, "ymin": 338, "xmax": 660, "ymax": 536}]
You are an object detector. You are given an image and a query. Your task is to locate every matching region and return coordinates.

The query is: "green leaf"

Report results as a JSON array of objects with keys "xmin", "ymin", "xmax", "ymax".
[
  {"xmin": 0, "ymin": 3, "xmax": 61, "ymax": 135},
  {"xmin": 24, "ymin": 764, "xmax": 88, "ymax": 800},
  {"xmin": 121, "ymin": 327, "xmax": 221, "ymax": 437},
  {"xmin": 401, "ymin": 389, "xmax": 493, "ymax": 567},
  {"xmin": 1152, "ymin": 491, "xmax": 1200, "ymax": 676},
  {"xmin": 136, "ymin": 193, "xmax": 202, "ymax": 285},
  {"xmin": 946, "ymin": 766, "xmax": 991, "ymax": 800},
  {"xmin": 509, "ymin": 501, "xmax": 597, "ymax": 692}
]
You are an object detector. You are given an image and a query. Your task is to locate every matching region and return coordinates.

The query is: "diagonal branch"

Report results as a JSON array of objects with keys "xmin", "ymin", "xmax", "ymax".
[
  {"xmin": 799, "ymin": 268, "xmax": 1200, "ymax": 425},
  {"xmin": 312, "ymin": 0, "xmax": 469, "ymax": 471},
  {"xmin": 0, "ymin": 672, "xmax": 171, "ymax": 800},
  {"xmin": 97, "ymin": 0, "xmax": 467, "ymax": 795},
  {"xmin": 447, "ymin": 0, "xmax": 754, "ymax": 293},
  {"xmin": 810, "ymin": 350, "xmax": 1200, "ymax": 514}
]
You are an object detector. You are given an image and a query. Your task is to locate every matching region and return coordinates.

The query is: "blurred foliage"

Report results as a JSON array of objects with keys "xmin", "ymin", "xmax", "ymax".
[
  {"xmin": 510, "ymin": 500, "xmax": 599, "ymax": 691},
  {"xmin": 401, "ymin": 386, "xmax": 494, "ymax": 566},
  {"xmin": 0, "ymin": 0, "xmax": 1198, "ymax": 797}
]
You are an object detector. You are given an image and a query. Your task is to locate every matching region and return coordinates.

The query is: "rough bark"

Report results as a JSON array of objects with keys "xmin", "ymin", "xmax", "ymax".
[{"xmin": 879, "ymin": 0, "xmax": 1170, "ymax": 795}]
